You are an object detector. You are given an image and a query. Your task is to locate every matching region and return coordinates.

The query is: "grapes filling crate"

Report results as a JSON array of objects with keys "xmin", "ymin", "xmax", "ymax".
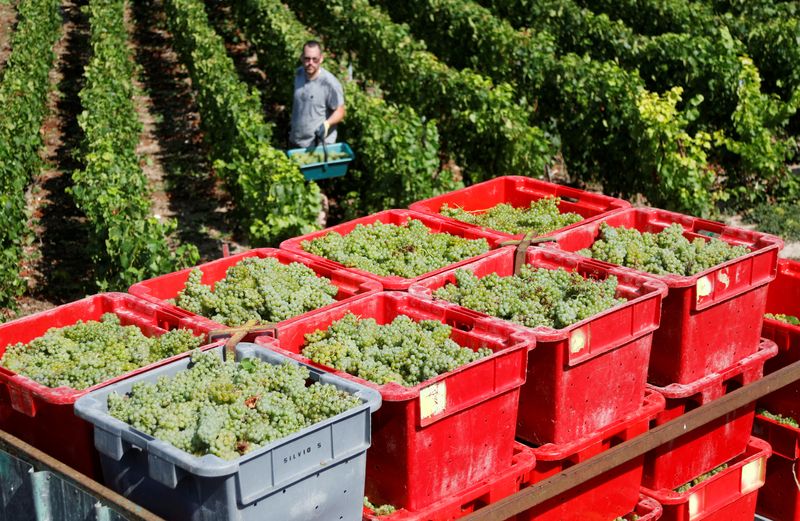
[
  {"xmin": 409, "ymin": 246, "xmax": 668, "ymax": 445},
  {"xmin": 73, "ymin": 343, "xmax": 382, "ymax": 521},
  {"xmin": 408, "ymin": 175, "xmax": 630, "ymax": 242},
  {"xmin": 127, "ymin": 247, "xmax": 382, "ymax": 337},
  {"xmin": 0, "ymin": 293, "xmax": 219, "ymax": 479},
  {"xmin": 641, "ymin": 437, "xmax": 771, "ymax": 521},
  {"xmin": 280, "ymin": 209, "xmax": 503, "ymax": 291},
  {"xmin": 254, "ymin": 291, "xmax": 532, "ymax": 512},
  {"xmin": 642, "ymin": 339, "xmax": 777, "ymax": 491},
  {"xmin": 546, "ymin": 207, "xmax": 783, "ymax": 386},
  {"xmin": 515, "ymin": 390, "xmax": 665, "ymax": 521}
]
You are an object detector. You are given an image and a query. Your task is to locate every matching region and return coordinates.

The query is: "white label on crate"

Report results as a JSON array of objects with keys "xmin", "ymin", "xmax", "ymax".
[
  {"xmin": 688, "ymin": 490, "xmax": 704, "ymax": 520},
  {"xmin": 570, "ymin": 328, "xmax": 587, "ymax": 354},
  {"xmin": 420, "ymin": 382, "xmax": 447, "ymax": 420},
  {"xmin": 718, "ymin": 270, "xmax": 730, "ymax": 289},
  {"xmin": 696, "ymin": 276, "xmax": 712, "ymax": 299},
  {"xmin": 741, "ymin": 458, "xmax": 766, "ymax": 494}
]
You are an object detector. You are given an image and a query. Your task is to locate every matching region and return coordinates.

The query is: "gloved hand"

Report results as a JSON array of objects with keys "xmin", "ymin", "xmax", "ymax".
[{"xmin": 315, "ymin": 121, "xmax": 330, "ymax": 140}]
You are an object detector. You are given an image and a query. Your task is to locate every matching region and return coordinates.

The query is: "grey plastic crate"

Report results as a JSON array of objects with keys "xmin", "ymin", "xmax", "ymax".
[{"xmin": 74, "ymin": 343, "xmax": 381, "ymax": 521}]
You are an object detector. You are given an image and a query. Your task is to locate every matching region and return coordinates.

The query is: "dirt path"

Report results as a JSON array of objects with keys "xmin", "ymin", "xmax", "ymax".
[{"xmin": 0, "ymin": 1, "xmax": 16, "ymax": 74}]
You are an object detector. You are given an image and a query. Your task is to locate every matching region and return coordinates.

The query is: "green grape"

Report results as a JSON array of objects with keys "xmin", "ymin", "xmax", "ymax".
[
  {"xmin": 577, "ymin": 223, "xmax": 750, "ymax": 276},
  {"xmin": 674, "ymin": 463, "xmax": 729, "ymax": 493},
  {"xmin": 301, "ymin": 218, "xmax": 490, "ymax": 278},
  {"xmin": 440, "ymin": 197, "xmax": 582, "ymax": 235},
  {"xmin": 757, "ymin": 408, "xmax": 800, "ymax": 428},
  {"xmin": 175, "ymin": 257, "xmax": 339, "ymax": 326},
  {"xmin": 765, "ymin": 313, "xmax": 800, "ymax": 326},
  {"xmin": 0, "ymin": 313, "xmax": 203, "ymax": 390},
  {"xmin": 107, "ymin": 350, "xmax": 361, "ymax": 460},
  {"xmin": 290, "ymin": 150, "xmax": 349, "ymax": 166},
  {"xmin": 434, "ymin": 266, "xmax": 624, "ymax": 329},
  {"xmin": 364, "ymin": 497, "xmax": 397, "ymax": 516},
  {"xmin": 301, "ymin": 313, "xmax": 492, "ymax": 387}
]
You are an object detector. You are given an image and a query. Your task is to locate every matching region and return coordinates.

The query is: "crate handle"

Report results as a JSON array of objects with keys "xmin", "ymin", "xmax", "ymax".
[
  {"xmin": 561, "ymin": 196, "xmax": 579, "ymax": 203},
  {"xmin": 697, "ymin": 228, "xmax": 720, "ymax": 239},
  {"xmin": 209, "ymin": 320, "xmax": 278, "ymax": 359},
  {"xmin": 500, "ymin": 232, "xmax": 557, "ymax": 275}
]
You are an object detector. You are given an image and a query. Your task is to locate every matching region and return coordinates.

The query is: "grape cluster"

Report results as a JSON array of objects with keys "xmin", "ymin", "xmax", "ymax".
[
  {"xmin": 440, "ymin": 197, "xmax": 582, "ymax": 235},
  {"xmin": 301, "ymin": 313, "xmax": 492, "ymax": 387},
  {"xmin": 107, "ymin": 350, "xmax": 361, "ymax": 460},
  {"xmin": 433, "ymin": 266, "xmax": 624, "ymax": 329},
  {"xmin": 1, "ymin": 313, "xmax": 202, "ymax": 390},
  {"xmin": 363, "ymin": 497, "xmax": 397, "ymax": 516},
  {"xmin": 765, "ymin": 313, "xmax": 800, "ymax": 326},
  {"xmin": 577, "ymin": 223, "xmax": 750, "ymax": 276},
  {"xmin": 175, "ymin": 257, "xmax": 339, "ymax": 326},
  {"xmin": 757, "ymin": 408, "xmax": 799, "ymax": 428},
  {"xmin": 301, "ymin": 219, "xmax": 490, "ymax": 278},
  {"xmin": 674, "ymin": 463, "xmax": 729, "ymax": 493}
]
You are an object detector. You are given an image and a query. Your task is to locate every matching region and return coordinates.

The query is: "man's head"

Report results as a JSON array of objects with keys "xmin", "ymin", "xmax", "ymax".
[{"xmin": 301, "ymin": 41, "xmax": 323, "ymax": 79}]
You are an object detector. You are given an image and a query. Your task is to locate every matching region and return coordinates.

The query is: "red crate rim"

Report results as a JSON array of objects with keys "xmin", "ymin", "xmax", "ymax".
[
  {"xmin": 529, "ymin": 388, "xmax": 665, "ymax": 461},
  {"xmin": 647, "ymin": 338, "xmax": 777, "ymax": 399},
  {"xmin": 412, "ymin": 245, "xmax": 668, "ymax": 343},
  {"xmin": 547, "ymin": 207, "xmax": 784, "ymax": 289}
]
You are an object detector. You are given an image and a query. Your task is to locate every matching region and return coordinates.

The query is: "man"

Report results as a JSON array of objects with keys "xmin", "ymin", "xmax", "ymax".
[{"xmin": 289, "ymin": 40, "xmax": 346, "ymax": 149}]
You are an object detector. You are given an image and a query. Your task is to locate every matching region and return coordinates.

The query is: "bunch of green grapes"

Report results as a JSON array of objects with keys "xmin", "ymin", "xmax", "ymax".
[
  {"xmin": 440, "ymin": 197, "xmax": 582, "ymax": 235},
  {"xmin": 363, "ymin": 497, "xmax": 397, "ymax": 516},
  {"xmin": 290, "ymin": 150, "xmax": 349, "ymax": 166},
  {"xmin": 301, "ymin": 313, "xmax": 492, "ymax": 387},
  {"xmin": 674, "ymin": 463, "xmax": 729, "ymax": 493},
  {"xmin": 175, "ymin": 257, "xmax": 339, "ymax": 326},
  {"xmin": 433, "ymin": 266, "xmax": 624, "ymax": 329},
  {"xmin": 107, "ymin": 350, "xmax": 361, "ymax": 460},
  {"xmin": 1, "ymin": 313, "xmax": 202, "ymax": 390},
  {"xmin": 757, "ymin": 408, "xmax": 800, "ymax": 428},
  {"xmin": 765, "ymin": 313, "xmax": 800, "ymax": 326},
  {"xmin": 301, "ymin": 219, "xmax": 490, "ymax": 278},
  {"xmin": 577, "ymin": 223, "xmax": 750, "ymax": 276}
]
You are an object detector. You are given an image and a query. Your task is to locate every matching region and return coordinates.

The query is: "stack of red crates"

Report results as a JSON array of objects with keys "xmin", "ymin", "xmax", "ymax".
[
  {"xmin": 753, "ymin": 258, "xmax": 800, "ymax": 521},
  {"xmin": 545, "ymin": 206, "xmax": 783, "ymax": 520}
]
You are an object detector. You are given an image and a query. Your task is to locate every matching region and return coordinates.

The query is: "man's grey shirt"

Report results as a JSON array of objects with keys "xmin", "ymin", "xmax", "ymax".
[{"xmin": 290, "ymin": 66, "xmax": 344, "ymax": 148}]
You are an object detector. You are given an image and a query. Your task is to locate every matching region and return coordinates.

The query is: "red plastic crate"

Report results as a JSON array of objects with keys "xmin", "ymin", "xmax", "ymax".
[
  {"xmin": 642, "ymin": 437, "xmax": 771, "ymax": 521},
  {"xmin": 408, "ymin": 246, "xmax": 667, "ymax": 445},
  {"xmin": 361, "ymin": 442, "xmax": 537, "ymax": 520},
  {"xmin": 752, "ymin": 412, "xmax": 800, "ymax": 521},
  {"xmin": 254, "ymin": 291, "xmax": 532, "ymax": 512},
  {"xmin": 547, "ymin": 207, "xmax": 783, "ymax": 386},
  {"xmin": 279, "ymin": 209, "xmax": 503, "ymax": 291},
  {"xmin": 0, "ymin": 293, "xmax": 220, "ymax": 478},
  {"xmin": 408, "ymin": 175, "xmax": 630, "ymax": 242},
  {"xmin": 128, "ymin": 247, "xmax": 382, "ymax": 336},
  {"xmin": 515, "ymin": 389, "xmax": 665, "ymax": 521},
  {"xmin": 642, "ymin": 339, "xmax": 777, "ymax": 491},
  {"xmin": 762, "ymin": 258, "xmax": 800, "ymax": 374}
]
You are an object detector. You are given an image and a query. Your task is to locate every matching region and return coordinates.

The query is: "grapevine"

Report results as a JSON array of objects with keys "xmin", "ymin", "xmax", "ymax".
[
  {"xmin": 301, "ymin": 219, "xmax": 490, "ymax": 278},
  {"xmin": 440, "ymin": 197, "xmax": 582, "ymax": 235},
  {"xmin": 301, "ymin": 313, "xmax": 492, "ymax": 387},
  {"xmin": 107, "ymin": 350, "xmax": 360, "ymax": 460},
  {"xmin": 765, "ymin": 313, "xmax": 800, "ymax": 326},
  {"xmin": 175, "ymin": 257, "xmax": 339, "ymax": 326},
  {"xmin": 577, "ymin": 223, "xmax": 750, "ymax": 276},
  {"xmin": 433, "ymin": 266, "xmax": 624, "ymax": 329},
  {"xmin": 1, "ymin": 314, "xmax": 203, "ymax": 390}
]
